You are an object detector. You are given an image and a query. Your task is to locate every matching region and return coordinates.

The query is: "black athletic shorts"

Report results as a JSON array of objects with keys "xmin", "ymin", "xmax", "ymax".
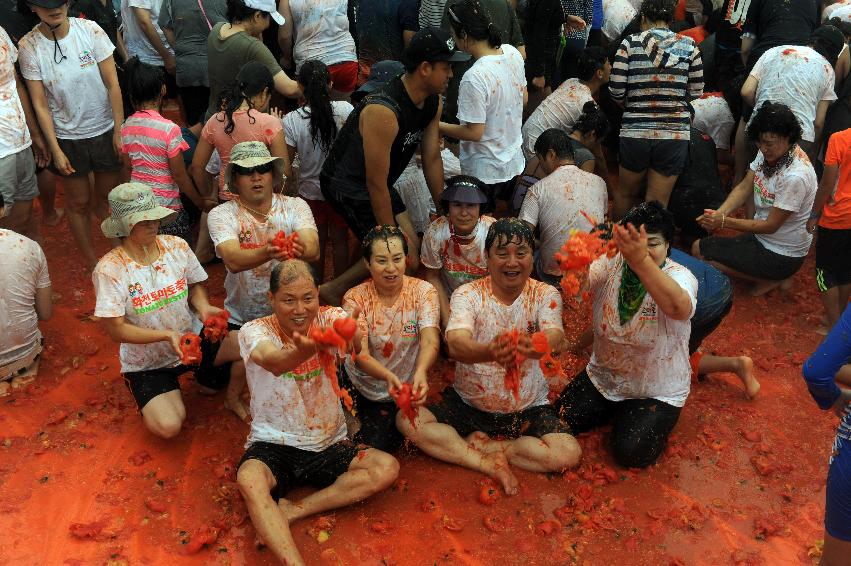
[
  {"xmin": 698, "ymin": 232, "xmax": 805, "ymax": 281},
  {"xmin": 340, "ymin": 366, "xmax": 405, "ymax": 453},
  {"xmin": 49, "ymin": 128, "xmax": 121, "ymax": 177},
  {"xmin": 816, "ymin": 226, "xmax": 851, "ymax": 291},
  {"xmin": 320, "ymin": 175, "xmax": 407, "ymax": 240},
  {"xmin": 428, "ymin": 387, "xmax": 570, "ymax": 439},
  {"xmin": 619, "ymin": 137, "xmax": 689, "ymax": 177},
  {"xmin": 238, "ymin": 440, "xmax": 363, "ymax": 500}
]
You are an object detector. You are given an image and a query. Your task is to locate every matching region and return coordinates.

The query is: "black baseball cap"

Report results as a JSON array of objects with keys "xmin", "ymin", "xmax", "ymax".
[
  {"xmin": 403, "ymin": 27, "xmax": 471, "ymax": 67},
  {"xmin": 351, "ymin": 60, "xmax": 405, "ymax": 102},
  {"xmin": 23, "ymin": 0, "xmax": 68, "ymax": 8}
]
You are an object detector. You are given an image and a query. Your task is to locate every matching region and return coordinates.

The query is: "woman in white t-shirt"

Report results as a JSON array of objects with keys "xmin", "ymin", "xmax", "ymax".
[
  {"xmin": 694, "ymin": 102, "xmax": 818, "ymax": 297},
  {"xmin": 556, "ymin": 202, "xmax": 698, "ymax": 469},
  {"xmin": 283, "ymin": 60, "xmax": 353, "ymax": 281},
  {"xmin": 341, "ymin": 226, "xmax": 440, "ymax": 451},
  {"xmin": 93, "ymin": 184, "xmax": 239, "ymax": 439},
  {"xmin": 18, "ymin": 0, "xmax": 124, "ymax": 270},
  {"xmin": 439, "ymin": 0, "xmax": 527, "ymax": 212},
  {"xmin": 421, "ymin": 175, "xmax": 495, "ymax": 329}
]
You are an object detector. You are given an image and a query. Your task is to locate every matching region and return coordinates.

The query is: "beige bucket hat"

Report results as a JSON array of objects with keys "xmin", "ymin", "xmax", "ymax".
[
  {"xmin": 100, "ymin": 183, "xmax": 176, "ymax": 238},
  {"xmin": 224, "ymin": 141, "xmax": 285, "ymax": 192}
]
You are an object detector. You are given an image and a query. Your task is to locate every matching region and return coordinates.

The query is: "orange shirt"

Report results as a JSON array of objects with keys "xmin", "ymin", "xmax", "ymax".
[{"xmin": 821, "ymin": 128, "xmax": 851, "ymax": 229}]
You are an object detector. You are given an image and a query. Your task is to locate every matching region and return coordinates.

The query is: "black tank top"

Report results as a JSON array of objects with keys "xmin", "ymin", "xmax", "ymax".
[{"xmin": 321, "ymin": 75, "xmax": 440, "ymax": 200}]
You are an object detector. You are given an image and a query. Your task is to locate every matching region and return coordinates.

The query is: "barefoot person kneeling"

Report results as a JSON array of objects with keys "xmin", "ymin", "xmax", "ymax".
[
  {"xmin": 398, "ymin": 218, "xmax": 581, "ymax": 494},
  {"xmin": 93, "ymin": 184, "xmax": 239, "ymax": 438},
  {"xmin": 236, "ymin": 260, "xmax": 399, "ymax": 566}
]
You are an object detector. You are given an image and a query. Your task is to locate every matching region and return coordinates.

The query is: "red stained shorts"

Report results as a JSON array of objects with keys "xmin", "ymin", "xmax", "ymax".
[{"xmin": 328, "ymin": 61, "xmax": 359, "ymax": 94}]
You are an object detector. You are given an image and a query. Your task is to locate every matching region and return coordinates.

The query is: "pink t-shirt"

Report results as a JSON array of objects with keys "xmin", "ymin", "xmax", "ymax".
[
  {"xmin": 121, "ymin": 110, "xmax": 189, "ymax": 210},
  {"xmin": 201, "ymin": 109, "xmax": 283, "ymax": 200}
]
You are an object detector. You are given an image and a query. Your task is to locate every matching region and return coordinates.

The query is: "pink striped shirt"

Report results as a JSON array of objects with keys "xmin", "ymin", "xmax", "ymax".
[{"xmin": 121, "ymin": 110, "xmax": 189, "ymax": 210}]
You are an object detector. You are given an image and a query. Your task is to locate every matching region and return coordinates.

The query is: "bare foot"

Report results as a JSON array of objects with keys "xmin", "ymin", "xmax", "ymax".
[
  {"xmin": 0, "ymin": 381, "xmax": 10, "ymax": 397},
  {"xmin": 816, "ymin": 325, "xmax": 830, "ymax": 336},
  {"xmin": 735, "ymin": 356, "xmax": 760, "ymax": 399},
  {"xmin": 224, "ymin": 397, "xmax": 250, "ymax": 422},
  {"xmin": 466, "ymin": 431, "xmax": 506, "ymax": 455},
  {"xmin": 749, "ymin": 280, "xmax": 782, "ymax": 297},
  {"xmin": 42, "ymin": 208, "xmax": 64, "ymax": 227},
  {"xmin": 482, "ymin": 452, "xmax": 518, "ymax": 495},
  {"xmin": 278, "ymin": 498, "xmax": 302, "ymax": 523}
]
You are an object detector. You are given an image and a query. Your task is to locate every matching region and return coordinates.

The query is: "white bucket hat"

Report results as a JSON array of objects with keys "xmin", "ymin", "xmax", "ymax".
[
  {"xmin": 224, "ymin": 141, "xmax": 286, "ymax": 192},
  {"xmin": 100, "ymin": 183, "xmax": 176, "ymax": 238}
]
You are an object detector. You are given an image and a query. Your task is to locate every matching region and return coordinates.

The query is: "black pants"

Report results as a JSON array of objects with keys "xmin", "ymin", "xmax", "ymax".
[{"xmin": 555, "ymin": 371, "xmax": 681, "ymax": 468}]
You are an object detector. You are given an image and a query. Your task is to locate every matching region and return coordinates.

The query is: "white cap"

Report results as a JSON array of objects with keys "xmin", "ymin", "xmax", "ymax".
[{"xmin": 243, "ymin": 0, "xmax": 285, "ymax": 25}]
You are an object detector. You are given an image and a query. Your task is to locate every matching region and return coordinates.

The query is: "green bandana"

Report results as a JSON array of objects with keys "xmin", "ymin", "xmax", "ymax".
[{"xmin": 618, "ymin": 262, "xmax": 647, "ymax": 325}]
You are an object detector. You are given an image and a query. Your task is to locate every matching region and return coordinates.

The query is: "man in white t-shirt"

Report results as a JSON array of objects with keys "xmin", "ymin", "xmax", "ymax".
[
  {"xmin": 399, "ymin": 218, "xmax": 581, "ymax": 495},
  {"xmin": 421, "ymin": 175, "xmax": 496, "ymax": 329},
  {"xmin": 519, "ymin": 129, "xmax": 608, "ymax": 286},
  {"xmin": 236, "ymin": 259, "xmax": 398, "ymax": 566},
  {"xmin": 120, "ymin": 0, "xmax": 175, "ymax": 73},
  {"xmin": 0, "ymin": 26, "xmax": 48, "ymax": 235},
  {"xmin": 0, "ymin": 192, "xmax": 53, "ymax": 396}
]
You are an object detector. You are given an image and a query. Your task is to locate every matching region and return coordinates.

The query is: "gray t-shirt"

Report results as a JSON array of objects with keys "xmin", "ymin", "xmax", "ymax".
[
  {"xmin": 569, "ymin": 138, "xmax": 594, "ymax": 169},
  {"xmin": 158, "ymin": 0, "xmax": 227, "ymax": 87}
]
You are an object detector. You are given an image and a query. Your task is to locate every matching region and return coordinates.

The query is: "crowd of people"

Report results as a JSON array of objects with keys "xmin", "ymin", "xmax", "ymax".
[{"xmin": 1, "ymin": 0, "xmax": 851, "ymax": 563}]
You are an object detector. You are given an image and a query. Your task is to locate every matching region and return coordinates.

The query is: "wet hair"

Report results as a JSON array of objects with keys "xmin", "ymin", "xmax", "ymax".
[
  {"xmin": 484, "ymin": 218, "xmax": 535, "ymax": 253},
  {"xmin": 620, "ymin": 201, "xmax": 675, "ymax": 254},
  {"xmin": 124, "ymin": 57, "xmax": 165, "ymax": 110},
  {"xmin": 269, "ymin": 259, "xmax": 318, "ymax": 293},
  {"xmin": 362, "ymin": 225, "xmax": 409, "ymax": 261},
  {"xmin": 217, "ymin": 61, "xmax": 274, "ymax": 135},
  {"xmin": 745, "ymin": 101, "xmax": 802, "ymax": 145},
  {"xmin": 810, "ymin": 25, "xmax": 845, "ymax": 67},
  {"xmin": 297, "ymin": 60, "xmax": 337, "ymax": 153},
  {"xmin": 447, "ymin": 0, "xmax": 502, "ymax": 48},
  {"xmin": 534, "ymin": 128, "xmax": 575, "ymax": 160},
  {"xmin": 576, "ymin": 46, "xmax": 608, "ymax": 82},
  {"xmin": 226, "ymin": 0, "xmax": 262, "ymax": 23},
  {"xmin": 640, "ymin": 0, "xmax": 676, "ymax": 23},
  {"xmin": 572, "ymin": 101, "xmax": 610, "ymax": 139}
]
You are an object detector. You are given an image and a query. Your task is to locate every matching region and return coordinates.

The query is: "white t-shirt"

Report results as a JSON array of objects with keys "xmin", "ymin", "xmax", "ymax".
[
  {"xmin": 518, "ymin": 165, "xmax": 608, "ymax": 277},
  {"xmin": 342, "ymin": 276, "xmax": 440, "ymax": 401},
  {"xmin": 602, "ymin": 0, "xmax": 637, "ymax": 42},
  {"xmin": 239, "ymin": 309, "xmax": 348, "ymax": 450},
  {"xmin": 457, "ymin": 44, "xmax": 526, "ymax": 184},
  {"xmin": 393, "ymin": 158, "xmax": 436, "ymax": 234},
  {"xmin": 824, "ymin": 0, "xmax": 851, "ymax": 20},
  {"xmin": 750, "ymin": 146, "xmax": 818, "ymax": 257},
  {"xmin": 691, "ymin": 94, "xmax": 735, "ymax": 150},
  {"xmin": 92, "ymin": 236, "xmax": 207, "ymax": 373},
  {"xmin": 420, "ymin": 215, "xmax": 495, "ymax": 293},
  {"xmin": 0, "ymin": 230, "xmax": 50, "ymax": 367},
  {"xmin": 749, "ymin": 45, "xmax": 836, "ymax": 143},
  {"xmin": 289, "ymin": 0, "xmax": 357, "ymax": 70},
  {"xmin": 442, "ymin": 147, "xmax": 461, "ymax": 178},
  {"xmin": 283, "ymin": 100, "xmax": 353, "ymax": 201},
  {"xmin": 521, "ymin": 79, "xmax": 594, "ymax": 159},
  {"xmin": 121, "ymin": 0, "xmax": 172, "ymax": 66},
  {"xmin": 207, "ymin": 195, "xmax": 318, "ymax": 325},
  {"xmin": 0, "ymin": 28, "xmax": 31, "ymax": 159},
  {"xmin": 18, "ymin": 18, "xmax": 115, "ymax": 140},
  {"xmin": 446, "ymin": 277, "xmax": 563, "ymax": 413},
  {"xmin": 586, "ymin": 254, "xmax": 697, "ymax": 408}
]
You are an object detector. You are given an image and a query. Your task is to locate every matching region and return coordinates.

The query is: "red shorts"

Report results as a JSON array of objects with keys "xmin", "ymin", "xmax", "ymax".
[
  {"xmin": 328, "ymin": 61, "xmax": 359, "ymax": 94},
  {"xmin": 304, "ymin": 198, "xmax": 348, "ymax": 230}
]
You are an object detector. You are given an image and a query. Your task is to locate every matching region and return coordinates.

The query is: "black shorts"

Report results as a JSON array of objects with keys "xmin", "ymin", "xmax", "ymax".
[
  {"xmin": 320, "ymin": 175, "xmax": 407, "ymax": 240},
  {"xmin": 816, "ymin": 226, "xmax": 851, "ymax": 291},
  {"xmin": 428, "ymin": 387, "xmax": 570, "ymax": 439},
  {"xmin": 619, "ymin": 137, "xmax": 689, "ymax": 177},
  {"xmin": 689, "ymin": 299, "xmax": 732, "ymax": 354},
  {"xmin": 49, "ymin": 128, "xmax": 122, "ymax": 177},
  {"xmin": 341, "ymin": 367, "xmax": 404, "ymax": 452},
  {"xmin": 238, "ymin": 440, "xmax": 363, "ymax": 500},
  {"xmin": 698, "ymin": 232, "xmax": 805, "ymax": 280}
]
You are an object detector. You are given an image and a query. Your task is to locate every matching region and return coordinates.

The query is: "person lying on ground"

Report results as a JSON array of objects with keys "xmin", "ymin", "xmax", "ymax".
[
  {"xmin": 399, "ymin": 218, "xmax": 582, "ymax": 494},
  {"xmin": 557, "ymin": 202, "xmax": 697, "ymax": 468},
  {"xmin": 236, "ymin": 259, "xmax": 399, "ymax": 566}
]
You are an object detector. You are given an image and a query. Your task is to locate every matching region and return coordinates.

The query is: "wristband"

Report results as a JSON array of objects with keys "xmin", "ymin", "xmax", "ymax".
[{"xmin": 720, "ymin": 213, "xmax": 725, "ymax": 229}]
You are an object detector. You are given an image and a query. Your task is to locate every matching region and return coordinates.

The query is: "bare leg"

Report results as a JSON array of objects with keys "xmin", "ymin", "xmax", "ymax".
[
  {"xmin": 698, "ymin": 354, "xmax": 760, "ymax": 398},
  {"xmin": 645, "ymin": 168, "xmax": 680, "ymax": 208},
  {"xmin": 237, "ymin": 460, "xmax": 306, "ymax": 566},
  {"xmin": 468, "ymin": 432, "xmax": 581, "ymax": 472},
  {"xmin": 836, "ymin": 365, "xmax": 851, "ymax": 388},
  {"xmin": 38, "ymin": 169, "xmax": 63, "ymax": 226},
  {"xmin": 194, "ymin": 212, "xmax": 215, "ymax": 264},
  {"xmin": 397, "ymin": 408, "xmax": 519, "ymax": 494},
  {"xmin": 613, "ymin": 166, "xmax": 646, "ymax": 220},
  {"xmin": 0, "ymin": 199, "xmax": 34, "ymax": 235},
  {"xmin": 140, "ymin": 389, "xmax": 186, "ymax": 439},
  {"xmin": 820, "ymin": 284, "xmax": 851, "ymax": 333},
  {"xmin": 63, "ymin": 175, "xmax": 98, "ymax": 269},
  {"xmin": 93, "ymin": 170, "xmax": 121, "ymax": 220},
  {"xmin": 821, "ymin": 532, "xmax": 851, "ymax": 566}
]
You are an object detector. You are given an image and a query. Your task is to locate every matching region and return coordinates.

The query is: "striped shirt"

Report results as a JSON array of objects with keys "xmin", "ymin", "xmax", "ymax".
[
  {"xmin": 609, "ymin": 28, "xmax": 704, "ymax": 140},
  {"xmin": 121, "ymin": 110, "xmax": 189, "ymax": 211},
  {"xmin": 419, "ymin": 0, "xmax": 447, "ymax": 29}
]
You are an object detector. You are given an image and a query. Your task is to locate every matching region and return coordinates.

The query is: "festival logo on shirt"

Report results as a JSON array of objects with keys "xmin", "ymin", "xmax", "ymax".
[
  {"xmin": 639, "ymin": 303, "xmax": 658, "ymax": 322},
  {"xmin": 752, "ymin": 175, "xmax": 775, "ymax": 206},
  {"xmin": 78, "ymin": 49, "xmax": 96, "ymax": 69},
  {"xmin": 526, "ymin": 320, "xmax": 539, "ymax": 334},
  {"xmin": 127, "ymin": 282, "xmax": 144, "ymax": 297},
  {"xmin": 280, "ymin": 356, "xmax": 322, "ymax": 381},
  {"xmin": 238, "ymin": 227, "xmax": 263, "ymax": 249},
  {"xmin": 401, "ymin": 319, "xmax": 418, "ymax": 339},
  {"xmin": 131, "ymin": 277, "xmax": 189, "ymax": 314}
]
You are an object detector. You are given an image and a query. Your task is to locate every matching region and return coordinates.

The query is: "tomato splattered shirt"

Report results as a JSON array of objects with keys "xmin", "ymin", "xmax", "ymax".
[
  {"xmin": 207, "ymin": 195, "xmax": 318, "ymax": 325},
  {"xmin": 420, "ymin": 215, "xmax": 495, "ymax": 294},
  {"xmin": 586, "ymin": 254, "xmax": 697, "ymax": 408},
  {"xmin": 92, "ymin": 235, "xmax": 207, "ymax": 373},
  {"xmin": 446, "ymin": 277, "xmax": 563, "ymax": 413},
  {"xmin": 239, "ymin": 308, "xmax": 348, "ymax": 451},
  {"xmin": 342, "ymin": 276, "xmax": 440, "ymax": 402}
]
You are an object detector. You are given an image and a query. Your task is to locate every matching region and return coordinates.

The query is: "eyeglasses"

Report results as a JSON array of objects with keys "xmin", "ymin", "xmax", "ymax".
[{"xmin": 233, "ymin": 162, "xmax": 274, "ymax": 176}]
